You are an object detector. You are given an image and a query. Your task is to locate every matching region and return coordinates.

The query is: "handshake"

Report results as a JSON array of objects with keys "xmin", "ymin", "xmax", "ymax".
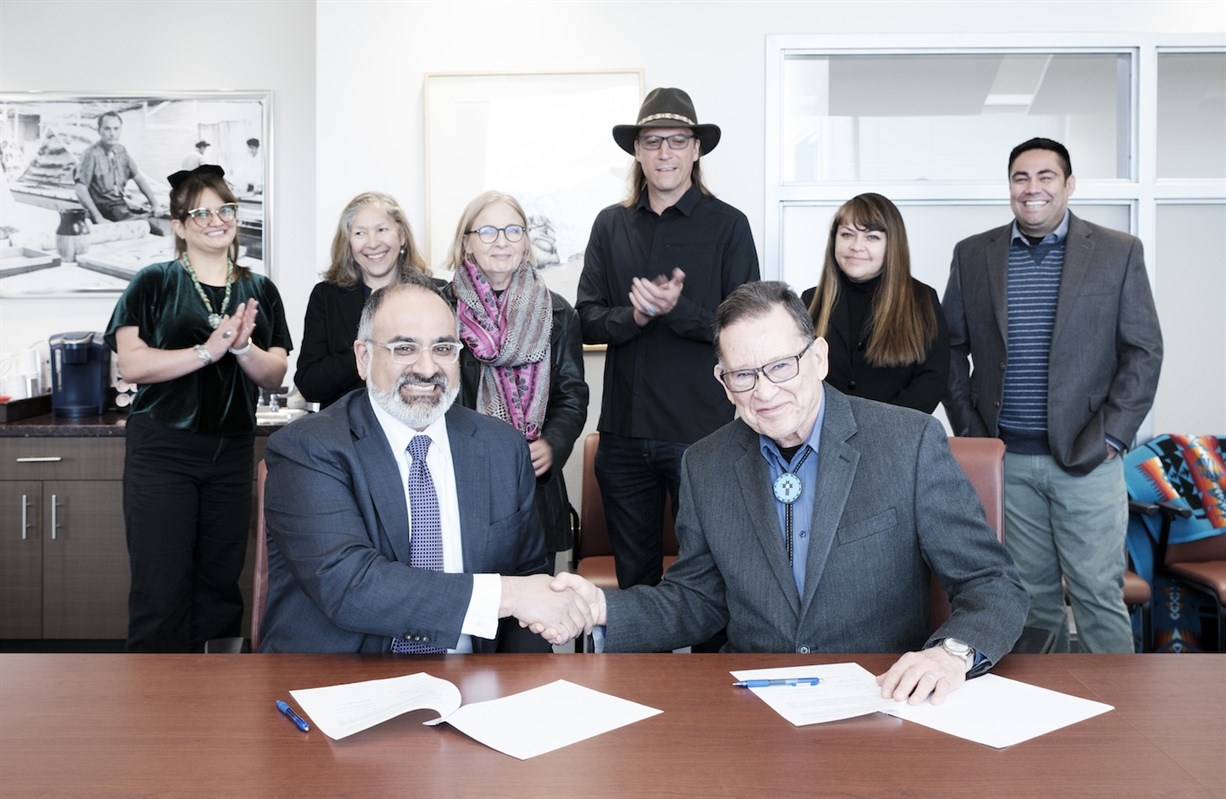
[{"xmin": 499, "ymin": 573, "xmax": 608, "ymax": 645}]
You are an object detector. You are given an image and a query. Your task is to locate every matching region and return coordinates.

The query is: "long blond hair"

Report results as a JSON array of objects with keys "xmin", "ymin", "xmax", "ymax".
[
  {"xmin": 808, "ymin": 193, "xmax": 935, "ymax": 367},
  {"xmin": 323, "ymin": 192, "xmax": 427, "ymax": 288}
]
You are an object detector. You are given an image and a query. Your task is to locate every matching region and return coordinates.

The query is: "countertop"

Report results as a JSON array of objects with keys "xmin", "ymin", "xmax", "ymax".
[{"xmin": 0, "ymin": 412, "xmax": 282, "ymax": 437}]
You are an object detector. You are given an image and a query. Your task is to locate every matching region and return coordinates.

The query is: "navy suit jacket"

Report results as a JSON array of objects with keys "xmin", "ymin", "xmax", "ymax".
[
  {"xmin": 259, "ymin": 391, "xmax": 551, "ymax": 653},
  {"xmin": 603, "ymin": 388, "xmax": 1028, "ymax": 666},
  {"xmin": 943, "ymin": 212, "xmax": 1163, "ymax": 475}
]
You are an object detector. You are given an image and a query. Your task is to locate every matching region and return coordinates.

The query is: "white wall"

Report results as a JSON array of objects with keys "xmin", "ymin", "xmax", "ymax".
[
  {"xmin": 0, "ymin": 0, "xmax": 316, "ymax": 367},
  {"xmin": 2, "ymin": 0, "xmax": 1221, "ymax": 485}
]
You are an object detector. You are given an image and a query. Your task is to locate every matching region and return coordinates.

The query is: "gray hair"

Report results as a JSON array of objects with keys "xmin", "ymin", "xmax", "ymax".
[
  {"xmin": 713, "ymin": 281, "xmax": 815, "ymax": 361},
  {"xmin": 355, "ymin": 272, "xmax": 450, "ymax": 342}
]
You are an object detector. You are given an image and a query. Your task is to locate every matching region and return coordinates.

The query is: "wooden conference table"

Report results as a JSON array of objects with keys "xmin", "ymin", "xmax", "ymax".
[{"xmin": 1, "ymin": 653, "xmax": 1222, "ymax": 798}]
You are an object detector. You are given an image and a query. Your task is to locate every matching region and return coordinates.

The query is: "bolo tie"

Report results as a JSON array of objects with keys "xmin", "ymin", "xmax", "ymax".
[{"xmin": 772, "ymin": 446, "xmax": 812, "ymax": 564}]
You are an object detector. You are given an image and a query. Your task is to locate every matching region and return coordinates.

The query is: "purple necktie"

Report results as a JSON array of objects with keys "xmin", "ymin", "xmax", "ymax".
[{"xmin": 391, "ymin": 435, "xmax": 446, "ymax": 654}]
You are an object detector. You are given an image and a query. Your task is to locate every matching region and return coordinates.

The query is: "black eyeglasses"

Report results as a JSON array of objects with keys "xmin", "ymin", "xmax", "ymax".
[
  {"xmin": 184, "ymin": 203, "xmax": 239, "ymax": 226},
  {"xmin": 718, "ymin": 341, "xmax": 814, "ymax": 393},
  {"xmin": 466, "ymin": 225, "xmax": 525, "ymax": 244},
  {"xmin": 637, "ymin": 134, "xmax": 695, "ymax": 151}
]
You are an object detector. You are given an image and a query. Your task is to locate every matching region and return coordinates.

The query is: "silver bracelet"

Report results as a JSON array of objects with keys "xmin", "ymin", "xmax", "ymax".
[
  {"xmin": 228, "ymin": 342, "xmax": 252, "ymax": 356},
  {"xmin": 193, "ymin": 344, "xmax": 213, "ymax": 364}
]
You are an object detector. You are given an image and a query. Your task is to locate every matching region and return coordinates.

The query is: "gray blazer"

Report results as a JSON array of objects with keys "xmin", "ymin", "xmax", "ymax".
[
  {"xmin": 259, "ymin": 392, "xmax": 551, "ymax": 653},
  {"xmin": 943, "ymin": 213, "xmax": 1163, "ymax": 476},
  {"xmin": 603, "ymin": 388, "xmax": 1028, "ymax": 666}
]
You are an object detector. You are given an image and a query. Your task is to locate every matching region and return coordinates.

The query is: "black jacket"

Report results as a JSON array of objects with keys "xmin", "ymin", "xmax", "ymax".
[
  {"xmin": 801, "ymin": 279, "xmax": 949, "ymax": 414},
  {"xmin": 294, "ymin": 281, "xmax": 366, "ymax": 408},
  {"xmin": 448, "ymin": 285, "xmax": 589, "ymax": 553}
]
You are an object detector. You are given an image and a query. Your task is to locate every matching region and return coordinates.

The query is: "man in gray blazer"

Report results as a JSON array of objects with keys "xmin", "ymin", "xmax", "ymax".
[
  {"xmin": 552, "ymin": 282, "xmax": 1027, "ymax": 705},
  {"xmin": 943, "ymin": 138, "xmax": 1163, "ymax": 653},
  {"xmin": 260, "ymin": 277, "xmax": 593, "ymax": 653}
]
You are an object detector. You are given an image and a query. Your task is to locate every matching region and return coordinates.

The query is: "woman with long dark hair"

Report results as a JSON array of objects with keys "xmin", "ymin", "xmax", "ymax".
[
  {"xmin": 105, "ymin": 164, "xmax": 292, "ymax": 651},
  {"xmin": 802, "ymin": 193, "xmax": 948, "ymax": 413}
]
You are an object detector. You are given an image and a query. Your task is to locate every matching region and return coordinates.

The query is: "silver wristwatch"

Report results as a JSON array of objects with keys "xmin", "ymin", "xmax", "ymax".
[{"xmin": 940, "ymin": 638, "xmax": 975, "ymax": 672}]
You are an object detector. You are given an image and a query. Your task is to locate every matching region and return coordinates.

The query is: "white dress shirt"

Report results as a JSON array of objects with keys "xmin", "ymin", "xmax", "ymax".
[{"xmin": 369, "ymin": 399, "xmax": 502, "ymax": 650}]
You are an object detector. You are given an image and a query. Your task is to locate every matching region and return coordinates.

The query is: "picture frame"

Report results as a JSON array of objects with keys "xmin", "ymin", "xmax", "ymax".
[
  {"xmin": 423, "ymin": 69, "xmax": 643, "ymax": 307},
  {"xmin": 0, "ymin": 91, "xmax": 271, "ymax": 297}
]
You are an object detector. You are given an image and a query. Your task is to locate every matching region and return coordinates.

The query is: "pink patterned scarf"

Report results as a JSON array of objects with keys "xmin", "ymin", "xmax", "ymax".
[{"xmin": 453, "ymin": 259, "xmax": 552, "ymax": 440}]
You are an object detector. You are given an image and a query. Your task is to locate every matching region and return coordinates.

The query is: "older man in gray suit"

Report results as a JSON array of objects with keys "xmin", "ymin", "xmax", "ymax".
[
  {"xmin": 943, "ymin": 138, "xmax": 1163, "ymax": 654},
  {"xmin": 260, "ymin": 276, "xmax": 593, "ymax": 653},
  {"xmin": 552, "ymin": 281, "xmax": 1027, "ymax": 705}
]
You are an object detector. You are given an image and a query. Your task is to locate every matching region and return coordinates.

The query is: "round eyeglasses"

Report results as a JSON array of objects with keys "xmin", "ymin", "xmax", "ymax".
[
  {"xmin": 637, "ymin": 134, "xmax": 696, "ymax": 151},
  {"xmin": 718, "ymin": 340, "xmax": 814, "ymax": 393},
  {"xmin": 184, "ymin": 203, "xmax": 239, "ymax": 226},
  {"xmin": 366, "ymin": 340, "xmax": 463, "ymax": 366},
  {"xmin": 466, "ymin": 225, "xmax": 525, "ymax": 244}
]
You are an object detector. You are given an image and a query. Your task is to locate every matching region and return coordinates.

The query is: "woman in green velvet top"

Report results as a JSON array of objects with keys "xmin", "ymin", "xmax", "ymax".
[{"xmin": 104, "ymin": 165, "xmax": 293, "ymax": 652}]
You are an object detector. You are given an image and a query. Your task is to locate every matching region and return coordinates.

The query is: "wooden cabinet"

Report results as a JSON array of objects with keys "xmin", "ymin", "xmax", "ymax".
[{"xmin": 0, "ymin": 439, "xmax": 128, "ymax": 639}]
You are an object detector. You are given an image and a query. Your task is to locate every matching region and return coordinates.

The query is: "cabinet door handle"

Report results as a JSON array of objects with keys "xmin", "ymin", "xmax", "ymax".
[
  {"xmin": 21, "ymin": 494, "xmax": 29, "ymax": 541},
  {"xmin": 16, "ymin": 457, "xmax": 63, "ymax": 463},
  {"xmin": 50, "ymin": 494, "xmax": 60, "ymax": 541}
]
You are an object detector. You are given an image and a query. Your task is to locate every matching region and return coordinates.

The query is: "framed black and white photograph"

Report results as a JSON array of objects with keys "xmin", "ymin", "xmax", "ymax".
[
  {"xmin": 424, "ymin": 70, "xmax": 642, "ymax": 305},
  {"xmin": 0, "ymin": 91, "xmax": 271, "ymax": 297}
]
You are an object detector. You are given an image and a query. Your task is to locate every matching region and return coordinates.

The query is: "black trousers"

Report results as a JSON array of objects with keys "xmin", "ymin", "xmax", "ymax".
[{"xmin": 123, "ymin": 414, "xmax": 253, "ymax": 652}]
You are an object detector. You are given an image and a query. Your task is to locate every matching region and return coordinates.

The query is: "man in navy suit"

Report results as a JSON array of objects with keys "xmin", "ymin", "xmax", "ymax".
[
  {"xmin": 943, "ymin": 138, "xmax": 1163, "ymax": 653},
  {"xmin": 260, "ymin": 276, "xmax": 593, "ymax": 653},
  {"xmin": 552, "ymin": 282, "xmax": 1027, "ymax": 706}
]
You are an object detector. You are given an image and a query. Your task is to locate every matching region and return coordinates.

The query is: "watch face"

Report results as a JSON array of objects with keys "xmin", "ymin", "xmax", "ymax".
[{"xmin": 944, "ymin": 638, "xmax": 971, "ymax": 657}]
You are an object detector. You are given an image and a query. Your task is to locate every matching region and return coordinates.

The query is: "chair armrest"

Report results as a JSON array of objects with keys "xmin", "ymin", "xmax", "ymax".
[
  {"xmin": 1156, "ymin": 500, "xmax": 1193, "ymax": 520},
  {"xmin": 1129, "ymin": 500, "xmax": 1159, "ymax": 516},
  {"xmin": 1010, "ymin": 625, "xmax": 1055, "ymax": 655},
  {"xmin": 203, "ymin": 637, "xmax": 249, "ymax": 654}
]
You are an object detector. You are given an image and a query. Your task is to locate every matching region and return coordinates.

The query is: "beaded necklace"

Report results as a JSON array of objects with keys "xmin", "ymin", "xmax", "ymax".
[{"xmin": 180, "ymin": 253, "xmax": 234, "ymax": 329}]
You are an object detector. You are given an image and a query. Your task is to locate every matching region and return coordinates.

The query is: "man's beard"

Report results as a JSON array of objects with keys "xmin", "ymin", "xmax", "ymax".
[{"xmin": 368, "ymin": 371, "xmax": 458, "ymax": 430}]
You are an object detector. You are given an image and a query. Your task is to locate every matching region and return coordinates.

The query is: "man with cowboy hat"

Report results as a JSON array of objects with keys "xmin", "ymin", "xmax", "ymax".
[{"xmin": 576, "ymin": 87, "xmax": 760, "ymax": 599}]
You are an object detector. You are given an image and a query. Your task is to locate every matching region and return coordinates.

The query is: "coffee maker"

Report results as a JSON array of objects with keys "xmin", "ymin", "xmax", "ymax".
[{"xmin": 49, "ymin": 332, "xmax": 110, "ymax": 417}]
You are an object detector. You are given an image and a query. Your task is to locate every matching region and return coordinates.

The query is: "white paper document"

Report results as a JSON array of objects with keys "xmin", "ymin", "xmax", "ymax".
[
  {"xmin": 290, "ymin": 672, "xmax": 462, "ymax": 740},
  {"xmin": 729, "ymin": 662, "xmax": 896, "ymax": 725},
  {"xmin": 290, "ymin": 673, "xmax": 661, "ymax": 759},
  {"xmin": 444, "ymin": 679, "xmax": 662, "ymax": 760},
  {"xmin": 881, "ymin": 673, "xmax": 1114, "ymax": 748}
]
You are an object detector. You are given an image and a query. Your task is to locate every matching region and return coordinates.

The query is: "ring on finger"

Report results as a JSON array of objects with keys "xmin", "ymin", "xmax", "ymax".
[{"xmin": 222, "ymin": 330, "xmax": 233, "ymax": 339}]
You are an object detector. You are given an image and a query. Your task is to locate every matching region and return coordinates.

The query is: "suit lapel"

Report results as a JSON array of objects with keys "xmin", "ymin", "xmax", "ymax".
[
  {"xmin": 985, "ymin": 225, "xmax": 1011, "ymax": 343},
  {"xmin": 732, "ymin": 424, "xmax": 802, "ymax": 617},
  {"xmin": 1051, "ymin": 213, "xmax": 1094, "ymax": 348},
  {"xmin": 445, "ymin": 406, "xmax": 490, "ymax": 571},
  {"xmin": 350, "ymin": 395, "xmax": 412, "ymax": 565},
  {"xmin": 798, "ymin": 389, "xmax": 859, "ymax": 620}
]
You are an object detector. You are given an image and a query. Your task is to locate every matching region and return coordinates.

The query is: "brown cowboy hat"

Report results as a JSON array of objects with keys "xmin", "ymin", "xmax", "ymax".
[{"xmin": 612, "ymin": 87, "xmax": 721, "ymax": 155}]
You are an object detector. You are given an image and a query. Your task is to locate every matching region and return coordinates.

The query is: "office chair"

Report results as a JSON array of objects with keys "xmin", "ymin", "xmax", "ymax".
[
  {"xmin": 570, "ymin": 432, "xmax": 678, "ymax": 590},
  {"xmin": 944, "ymin": 437, "xmax": 1053, "ymax": 654},
  {"xmin": 1126, "ymin": 434, "xmax": 1226, "ymax": 651},
  {"xmin": 204, "ymin": 460, "xmax": 269, "ymax": 653},
  {"xmin": 570, "ymin": 433, "xmax": 678, "ymax": 653}
]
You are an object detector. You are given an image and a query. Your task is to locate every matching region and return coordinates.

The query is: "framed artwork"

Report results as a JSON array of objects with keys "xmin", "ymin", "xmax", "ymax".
[
  {"xmin": 424, "ymin": 69, "xmax": 643, "ymax": 306},
  {"xmin": 0, "ymin": 91, "xmax": 271, "ymax": 297}
]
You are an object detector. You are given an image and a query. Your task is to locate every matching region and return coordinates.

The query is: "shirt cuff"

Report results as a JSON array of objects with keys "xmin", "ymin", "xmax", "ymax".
[
  {"xmin": 461, "ymin": 573, "xmax": 501, "ymax": 640},
  {"xmin": 591, "ymin": 625, "xmax": 607, "ymax": 653}
]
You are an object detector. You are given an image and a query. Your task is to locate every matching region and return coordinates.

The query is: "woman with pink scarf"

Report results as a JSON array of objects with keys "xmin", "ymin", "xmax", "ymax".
[{"xmin": 445, "ymin": 191, "xmax": 589, "ymax": 570}]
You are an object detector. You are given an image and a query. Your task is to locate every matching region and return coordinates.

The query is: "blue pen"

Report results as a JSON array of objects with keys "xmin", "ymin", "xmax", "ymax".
[
  {"xmin": 276, "ymin": 700, "xmax": 310, "ymax": 732},
  {"xmin": 733, "ymin": 677, "xmax": 822, "ymax": 688}
]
